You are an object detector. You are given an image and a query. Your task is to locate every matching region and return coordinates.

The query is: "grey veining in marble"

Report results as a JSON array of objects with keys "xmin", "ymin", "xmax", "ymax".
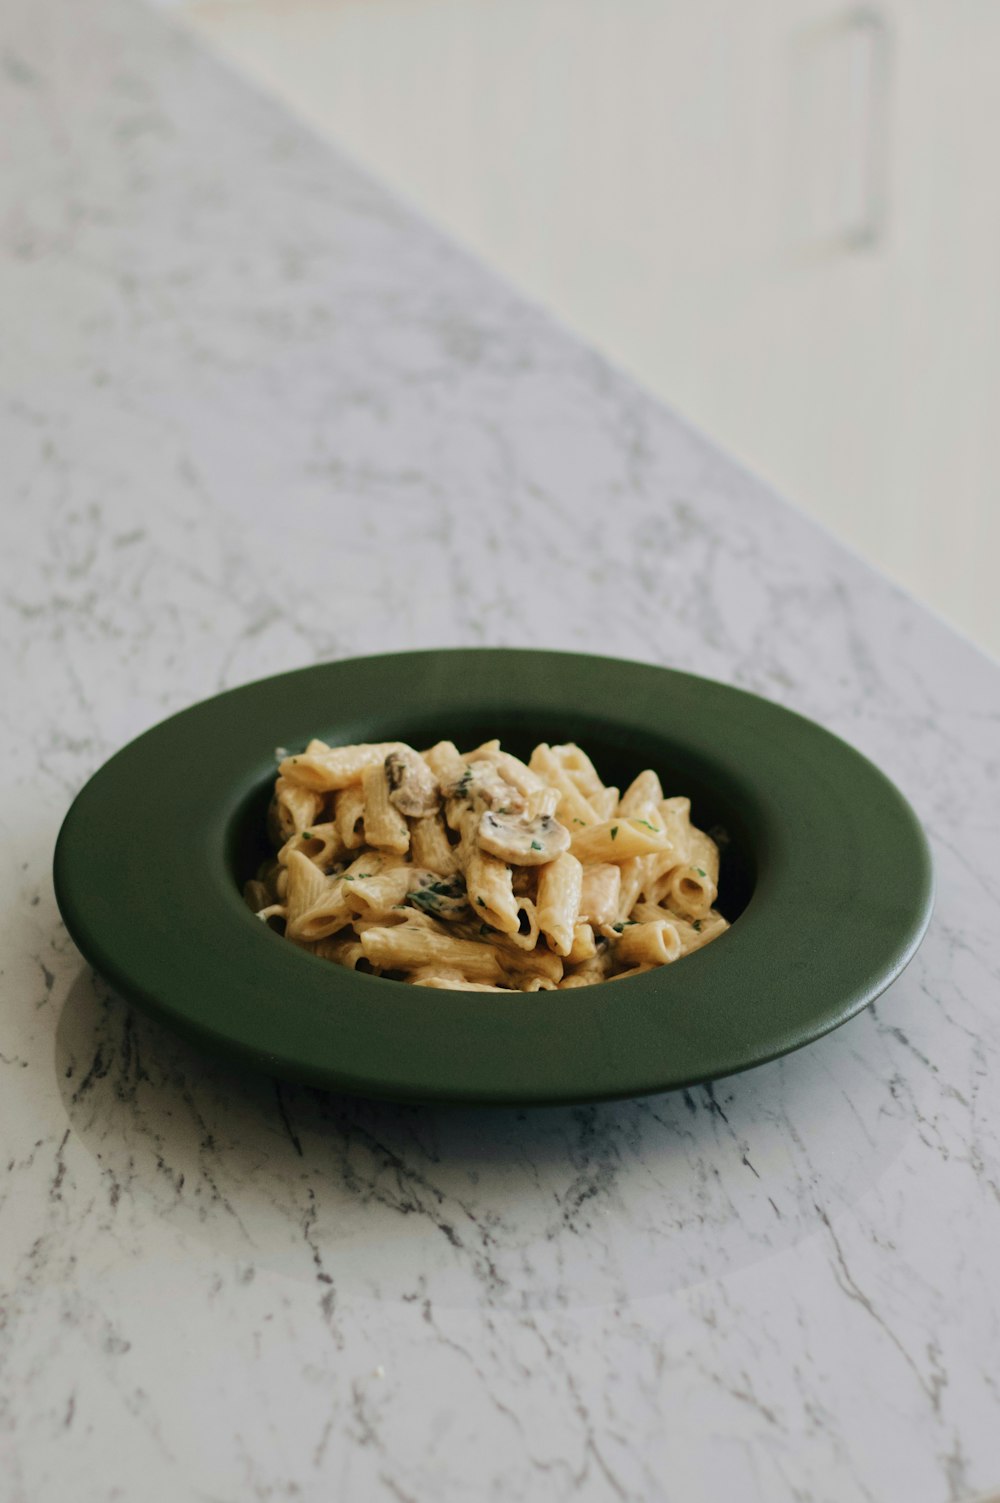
[{"xmin": 2, "ymin": 0, "xmax": 1000, "ymax": 1499}]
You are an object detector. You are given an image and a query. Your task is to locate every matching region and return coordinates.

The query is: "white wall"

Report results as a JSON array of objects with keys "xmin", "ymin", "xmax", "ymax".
[{"xmin": 172, "ymin": 0, "xmax": 1000, "ymax": 657}]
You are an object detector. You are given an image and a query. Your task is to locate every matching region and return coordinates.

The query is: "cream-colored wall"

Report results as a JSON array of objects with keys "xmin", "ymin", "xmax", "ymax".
[{"xmin": 171, "ymin": 0, "xmax": 1000, "ymax": 657}]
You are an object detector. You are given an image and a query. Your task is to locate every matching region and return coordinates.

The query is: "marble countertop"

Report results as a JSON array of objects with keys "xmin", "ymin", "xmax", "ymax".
[{"xmin": 2, "ymin": 0, "xmax": 999, "ymax": 1498}]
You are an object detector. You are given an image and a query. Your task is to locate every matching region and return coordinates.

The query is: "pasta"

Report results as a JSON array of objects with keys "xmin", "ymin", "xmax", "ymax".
[{"xmin": 246, "ymin": 736, "xmax": 730, "ymax": 989}]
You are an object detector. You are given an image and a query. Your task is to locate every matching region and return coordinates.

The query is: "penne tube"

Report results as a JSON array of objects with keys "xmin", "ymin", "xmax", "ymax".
[
  {"xmin": 592, "ymin": 786, "xmax": 619, "ymax": 819},
  {"xmin": 656, "ymin": 796, "xmax": 694, "ymax": 864},
  {"xmin": 505, "ymin": 896, "xmax": 541, "ymax": 952},
  {"xmin": 570, "ymin": 818, "xmax": 674, "ymax": 864},
  {"xmin": 409, "ymin": 810, "xmax": 460, "ymax": 876},
  {"xmin": 360, "ymin": 925, "xmax": 503, "ymax": 984},
  {"xmin": 413, "ymin": 977, "xmax": 514, "ymax": 992},
  {"xmin": 279, "ymin": 740, "xmax": 404, "ymax": 792},
  {"xmin": 465, "ymin": 847, "xmax": 521, "ymax": 935},
  {"xmin": 528, "ymin": 744, "xmax": 599, "ymax": 826},
  {"xmin": 268, "ymin": 776, "xmax": 324, "ymax": 844},
  {"xmin": 284, "ymin": 849, "xmax": 329, "ymax": 926},
  {"xmin": 278, "ymin": 821, "xmax": 345, "ymax": 870},
  {"xmin": 663, "ymin": 909, "xmax": 730, "ymax": 954},
  {"xmin": 614, "ymin": 857, "xmax": 645, "ymax": 922},
  {"xmin": 536, "ymin": 852, "xmax": 583, "ymax": 957},
  {"xmin": 618, "ymin": 769, "xmax": 664, "ymax": 816},
  {"xmin": 578, "ymin": 863, "xmax": 621, "ymax": 927},
  {"xmin": 662, "ymin": 828, "xmax": 719, "ymax": 918},
  {"xmin": 614, "ymin": 919, "xmax": 683, "ymax": 966},
  {"xmin": 566, "ymin": 922, "xmax": 597, "ymax": 964},
  {"xmin": 362, "ymin": 763, "xmax": 411, "ymax": 854},
  {"xmin": 334, "ymin": 786, "xmax": 367, "ymax": 849},
  {"xmin": 314, "ymin": 935, "xmax": 370, "ymax": 970},
  {"xmin": 562, "ymin": 948, "xmax": 613, "ymax": 987},
  {"xmin": 421, "ymin": 740, "xmax": 468, "ymax": 785},
  {"xmin": 550, "ymin": 743, "xmax": 604, "ymax": 798},
  {"xmin": 525, "ymin": 785, "xmax": 560, "ymax": 820},
  {"xmin": 342, "ymin": 866, "xmax": 439, "ymax": 920},
  {"xmin": 492, "ymin": 940, "xmax": 564, "ymax": 985}
]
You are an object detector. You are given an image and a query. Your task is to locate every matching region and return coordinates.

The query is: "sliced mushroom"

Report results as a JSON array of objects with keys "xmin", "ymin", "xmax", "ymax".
[
  {"xmin": 385, "ymin": 746, "xmax": 440, "ymax": 818},
  {"xmin": 476, "ymin": 808, "xmax": 571, "ymax": 865},
  {"xmin": 441, "ymin": 760, "xmax": 525, "ymax": 823}
]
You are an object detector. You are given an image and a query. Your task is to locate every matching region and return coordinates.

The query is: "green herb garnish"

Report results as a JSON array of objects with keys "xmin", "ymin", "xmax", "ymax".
[
  {"xmin": 573, "ymin": 818, "xmax": 586, "ymax": 826},
  {"xmin": 530, "ymin": 840, "xmax": 542, "ymax": 851},
  {"xmin": 610, "ymin": 825, "xmax": 619, "ymax": 840},
  {"xmin": 695, "ymin": 868, "xmax": 706, "ymax": 877},
  {"xmin": 692, "ymin": 919, "xmax": 702, "ymax": 932},
  {"xmin": 477, "ymin": 896, "xmax": 486, "ymax": 908},
  {"xmin": 637, "ymin": 820, "xmax": 660, "ymax": 833}
]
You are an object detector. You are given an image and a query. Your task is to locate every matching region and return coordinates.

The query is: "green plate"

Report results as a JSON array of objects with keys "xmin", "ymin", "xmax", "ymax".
[{"xmin": 53, "ymin": 649, "xmax": 933, "ymax": 1104}]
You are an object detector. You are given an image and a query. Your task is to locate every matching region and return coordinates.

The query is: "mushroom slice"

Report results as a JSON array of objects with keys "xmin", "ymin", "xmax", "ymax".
[
  {"xmin": 476, "ymin": 808, "xmax": 571, "ymax": 866},
  {"xmin": 385, "ymin": 747, "xmax": 440, "ymax": 818},
  {"xmin": 441, "ymin": 761, "xmax": 525, "ymax": 818}
]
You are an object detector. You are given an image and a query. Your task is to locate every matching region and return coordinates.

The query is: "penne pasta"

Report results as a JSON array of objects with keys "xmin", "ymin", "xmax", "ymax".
[
  {"xmin": 268, "ymin": 776, "xmax": 324, "ymax": 844},
  {"xmin": 253, "ymin": 734, "xmax": 729, "ymax": 988},
  {"xmin": 618, "ymin": 769, "xmax": 664, "ymax": 816},
  {"xmin": 614, "ymin": 919, "xmax": 683, "ymax": 967},
  {"xmin": 278, "ymin": 822, "xmax": 345, "ymax": 870},
  {"xmin": 409, "ymin": 810, "xmax": 461, "ymax": 876},
  {"xmin": 536, "ymin": 852, "xmax": 583, "ymax": 957},
  {"xmin": 578, "ymin": 863, "xmax": 621, "ymax": 927},
  {"xmin": 465, "ymin": 847, "xmax": 521, "ymax": 935},
  {"xmin": 566, "ymin": 922, "xmax": 597, "ymax": 964},
  {"xmin": 334, "ymin": 786, "xmax": 367, "ymax": 849},
  {"xmin": 570, "ymin": 818, "xmax": 674, "ymax": 864},
  {"xmin": 661, "ymin": 828, "xmax": 719, "ymax": 918},
  {"xmin": 360, "ymin": 925, "xmax": 504, "ymax": 984},
  {"xmin": 362, "ymin": 762, "xmax": 411, "ymax": 855},
  {"xmin": 279, "ymin": 740, "xmax": 404, "ymax": 792}
]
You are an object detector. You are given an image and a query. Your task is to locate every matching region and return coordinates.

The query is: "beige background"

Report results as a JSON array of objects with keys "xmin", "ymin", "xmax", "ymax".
[{"xmin": 163, "ymin": 0, "xmax": 1000, "ymax": 658}]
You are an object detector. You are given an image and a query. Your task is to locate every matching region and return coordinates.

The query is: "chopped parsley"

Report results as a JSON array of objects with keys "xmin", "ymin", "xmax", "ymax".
[
  {"xmin": 611, "ymin": 920, "xmax": 638, "ymax": 933},
  {"xmin": 695, "ymin": 867, "xmax": 707, "ymax": 878},
  {"xmin": 476, "ymin": 896, "xmax": 486, "ymax": 908},
  {"xmin": 479, "ymin": 923, "xmax": 490, "ymax": 937},
  {"xmin": 450, "ymin": 766, "xmax": 474, "ymax": 798},
  {"xmin": 692, "ymin": 919, "xmax": 702, "ymax": 932},
  {"xmin": 407, "ymin": 875, "xmax": 468, "ymax": 918},
  {"xmin": 302, "ymin": 831, "xmax": 312, "ymax": 840},
  {"xmin": 341, "ymin": 875, "xmax": 354, "ymax": 882},
  {"xmin": 573, "ymin": 818, "xmax": 587, "ymax": 826},
  {"xmin": 610, "ymin": 825, "xmax": 619, "ymax": 840},
  {"xmin": 637, "ymin": 820, "xmax": 660, "ymax": 833},
  {"xmin": 530, "ymin": 840, "xmax": 542, "ymax": 851}
]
